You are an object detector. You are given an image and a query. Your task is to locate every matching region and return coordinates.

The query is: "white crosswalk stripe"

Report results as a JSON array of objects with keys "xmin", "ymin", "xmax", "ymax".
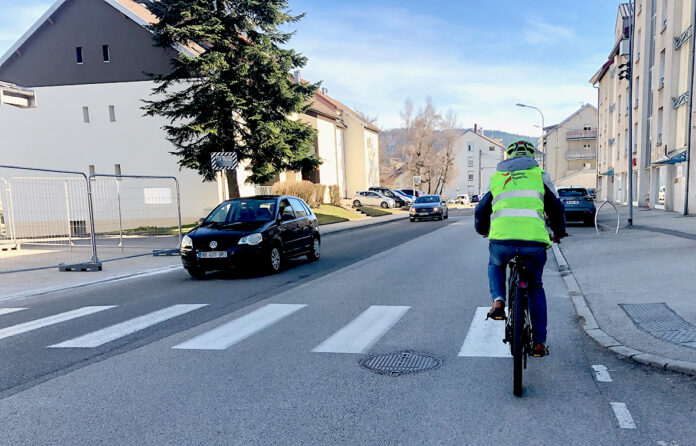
[
  {"xmin": 0, "ymin": 308, "xmax": 27, "ymax": 316},
  {"xmin": 49, "ymin": 304, "xmax": 208, "ymax": 348},
  {"xmin": 172, "ymin": 304, "xmax": 307, "ymax": 350},
  {"xmin": 312, "ymin": 305, "xmax": 410, "ymax": 354},
  {"xmin": 458, "ymin": 307, "xmax": 511, "ymax": 357},
  {"xmin": 0, "ymin": 306, "xmax": 116, "ymax": 341}
]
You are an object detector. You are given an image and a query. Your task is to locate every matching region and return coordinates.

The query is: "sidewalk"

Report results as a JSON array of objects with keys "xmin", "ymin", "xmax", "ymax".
[
  {"xmin": 553, "ymin": 205, "xmax": 696, "ymax": 375},
  {"xmin": 0, "ymin": 212, "xmax": 408, "ymax": 302}
]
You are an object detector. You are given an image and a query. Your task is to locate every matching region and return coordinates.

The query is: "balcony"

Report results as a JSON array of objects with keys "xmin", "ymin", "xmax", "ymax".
[
  {"xmin": 566, "ymin": 130, "xmax": 597, "ymax": 140},
  {"xmin": 566, "ymin": 148, "xmax": 597, "ymax": 160}
]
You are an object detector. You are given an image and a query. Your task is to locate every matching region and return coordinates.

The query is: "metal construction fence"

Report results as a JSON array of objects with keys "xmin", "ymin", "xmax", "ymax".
[{"xmin": 0, "ymin": 165, "xmax": 181, "ymax": 274}]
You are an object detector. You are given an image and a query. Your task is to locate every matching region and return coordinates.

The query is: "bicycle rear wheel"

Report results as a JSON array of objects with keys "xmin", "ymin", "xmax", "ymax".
[{"xmin": 512, "ymin": 284, "xmax": 524, "ymax": 397}]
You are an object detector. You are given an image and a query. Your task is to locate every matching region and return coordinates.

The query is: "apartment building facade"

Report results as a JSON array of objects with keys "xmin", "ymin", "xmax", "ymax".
[
  {"xmin": 542, "ymin": 104, "xmax": 598, "ymax": 188},
  {"xmin": 592, "ymin": 1, "xmax": 695, "ymax": 213}
]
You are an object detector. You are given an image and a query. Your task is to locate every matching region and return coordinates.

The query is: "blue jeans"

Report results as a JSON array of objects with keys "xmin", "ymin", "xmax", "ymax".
[{"xmin": 488, "ymin": 242, "xmax": 548, "ymax": 344}]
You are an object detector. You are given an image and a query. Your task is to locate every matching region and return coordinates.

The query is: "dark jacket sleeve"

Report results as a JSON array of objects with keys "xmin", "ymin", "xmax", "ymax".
[
  {"xmin": 474, "ymin": 192, "xmax": 493, "ymax": 236},
  {"xmin": 544, "ymin": 185, "xmax": 567, "ymax": 237}
]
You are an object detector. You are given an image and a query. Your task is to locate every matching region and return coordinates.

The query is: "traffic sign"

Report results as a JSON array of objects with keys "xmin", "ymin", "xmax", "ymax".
[
  {"xmin": 211, "ymin": 152, "xmax": 238, "ymax": 170},
  {"xmin": 413, "ymin": 176, "xmax": 421, "ymax": 185}
]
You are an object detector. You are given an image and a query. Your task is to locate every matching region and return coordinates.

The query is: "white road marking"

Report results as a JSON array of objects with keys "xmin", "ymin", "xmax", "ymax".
[
  {"xmin": 49, "ymin": 304, "xmax": 208, "ymax": 348},
  {"xmin": 172, "ymin": 304, "xmax": 306, "ymax": 350},
  {"xmin": 591, "ymin": 364, "xmax": 613, "ymax": 382},
  {"xmin": 312, "ymin": 305, "xmax": 410, "ymax": 354},
  {"xmin": 458, "ymin": 307, "xmax": 511, "ymax": 357},
  {"xmin": 0, "ymin": 308, "xmax": 27, "ymax": 316},
  {"xmin": 610, "ymin": 402, "xmax": 637, "ymax": 429},
  {"xmin": 0, "ymin": 306, "xmax": 116, "ymax": 341}
]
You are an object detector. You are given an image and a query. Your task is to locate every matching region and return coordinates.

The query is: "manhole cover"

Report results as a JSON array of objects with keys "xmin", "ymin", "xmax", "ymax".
[{"xmin": 360, "ymin": 350, "xmax": 442, "ymax": 376}]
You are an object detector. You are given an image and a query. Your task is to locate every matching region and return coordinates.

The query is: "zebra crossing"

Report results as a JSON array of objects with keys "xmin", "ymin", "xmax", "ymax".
[{"xmin": 0, "ymin": 304, "xmax": 510, "ymax": 357}]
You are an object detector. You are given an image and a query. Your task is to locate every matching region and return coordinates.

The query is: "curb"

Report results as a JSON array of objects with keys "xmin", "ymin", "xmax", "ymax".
[
  {"xmin": 550, "ymin": 244, "xmax": 696, "ymax": 377},
  {"xmin": 320, "ymin": 214, "xmax": 409, "ymax": 236}
]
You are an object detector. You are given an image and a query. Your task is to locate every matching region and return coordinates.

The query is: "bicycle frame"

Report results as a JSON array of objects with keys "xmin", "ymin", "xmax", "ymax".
[{"xmin": 505, "ymin": 255, "xmax": 534, "ymax": 397}]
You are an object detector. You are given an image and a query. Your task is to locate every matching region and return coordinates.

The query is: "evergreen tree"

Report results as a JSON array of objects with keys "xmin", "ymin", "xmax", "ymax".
[{"xmin": 143, "ymin": 0, "xmax": 320, "ymax": 198}]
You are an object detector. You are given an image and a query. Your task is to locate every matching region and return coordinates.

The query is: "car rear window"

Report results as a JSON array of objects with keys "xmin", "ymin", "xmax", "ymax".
[{"xmin": 558, "ymin": 188, "xmax": 588, "ymax": 197}]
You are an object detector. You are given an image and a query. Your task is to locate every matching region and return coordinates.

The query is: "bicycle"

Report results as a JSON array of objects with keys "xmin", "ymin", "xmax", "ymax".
[{"xmin": 503, "ymin": 255, "xmax": 534, "ymax": 397}]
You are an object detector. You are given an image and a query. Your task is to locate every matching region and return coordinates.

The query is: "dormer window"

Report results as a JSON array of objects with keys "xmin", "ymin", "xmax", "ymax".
[
  {"xmin": 102, "ymin": 45, "xmax": 110, "ymax": 63},
  {"xmin": 76, "ymin": 47, "xmax": 83, "ymax": 64}
]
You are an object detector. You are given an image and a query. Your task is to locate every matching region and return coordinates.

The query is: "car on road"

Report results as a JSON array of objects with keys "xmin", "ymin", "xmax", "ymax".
[
  {"xmin": 470, "ymin": 194, "xmax": 480, "ymax": 203},
  {"xmin": 180, "ymin": 196, "xmax": 320, "ymax": 278},
  {"xmin": 557, "ymin": 186, "xmax": 596, "ymax": 226},
  {"xmin": 409, "ymin": 194, "xmax": 448, "ymax": 221},
  {"xmin": 352, "ymin": 190, "xmax": 396, "ymax": 208},
  {"xmin": 369, "ymin": 187, "xmax": 408, "ymax": 207},
  {"xmin": 392, "ymin": 189, "xmax": 414, "ymax": 206}
]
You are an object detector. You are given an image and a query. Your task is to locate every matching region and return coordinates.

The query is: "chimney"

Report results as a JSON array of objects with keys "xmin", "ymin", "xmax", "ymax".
[
  {"xmin": 293, "ymin": 70, "xmax": 302, "ymax": 84},
  {"xmin": 321, "ymin": 87, "xmax": 328, "ymax": 95},
  {"xmin": 474, "ymin": 123, "xmax": 477, "ymax": 133}
]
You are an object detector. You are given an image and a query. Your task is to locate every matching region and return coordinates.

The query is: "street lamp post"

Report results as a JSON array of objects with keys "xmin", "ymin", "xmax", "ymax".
[{"xmin": 516, "ymin": 103, "xmax": 545, "ymax": 170}]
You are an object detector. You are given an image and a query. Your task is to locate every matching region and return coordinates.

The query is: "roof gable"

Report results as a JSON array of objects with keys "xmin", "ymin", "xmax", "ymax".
[{"xmin": 461, "ymin": 130, "xmax": 505, "ymax": 148}]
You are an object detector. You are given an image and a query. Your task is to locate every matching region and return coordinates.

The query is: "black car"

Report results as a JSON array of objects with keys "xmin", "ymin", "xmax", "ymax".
[
  {"xmin": 369, "ymin": 187, "xmax": 407, "ymax": 207},
  {"xmin": 470, "ymin": 194, "xmax": 480, "ymax": 203},
  {"xmin": 180, "ymin": 196, "xmax": 320, "ymax": 278},
  {"xmin": 558, "ymin": 187, "xmax": 596, "ymax": 226},
  {"xmin": 409, "ymin": 195, "xmax": 448, "ymax": 221}
]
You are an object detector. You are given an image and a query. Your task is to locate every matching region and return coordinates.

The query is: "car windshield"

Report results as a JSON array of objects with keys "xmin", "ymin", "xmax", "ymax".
[
  {"xmin": 205, "ymin": 199, "xmax": 276, "ymax": 223},
  {"xmin": 559, "ymin": 189, "xmax": 588, "ymax": 197},
  {"xmin": 415, "ymin": 196, "xmax": 440, "ymax": 204}
]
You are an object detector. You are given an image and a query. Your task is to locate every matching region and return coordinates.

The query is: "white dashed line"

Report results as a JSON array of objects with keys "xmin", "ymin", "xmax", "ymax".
[
  {"xmin": 591, "ymin": 364, "xmax": 612, "ymax": 382},
  {"xmin": 0, "ymin": 308, "xmax": 27, "ymax": 316},
  {"xmin": 610, "ymin": 402, "xmax": 636, "ymax": 429}
]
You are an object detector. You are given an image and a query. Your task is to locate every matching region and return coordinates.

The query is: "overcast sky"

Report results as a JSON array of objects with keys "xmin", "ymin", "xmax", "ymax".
[{"xmin": 0, "ymin": 0, "xmax": 623, "ymax": 135}]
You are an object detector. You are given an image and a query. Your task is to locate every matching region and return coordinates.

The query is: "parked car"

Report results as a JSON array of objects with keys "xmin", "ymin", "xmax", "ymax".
[
  {"xmin": 392, "ymin": 189, "xmax": 414, "ymax": 206},
  {"xmin": 180, "ymin": 196, "xmax": 320, "ymax": 278},
  {"xmin": 352, "ymin": 190, "xmax": 396, "ymax": 208},
  {"xmin": 369, "ymin": 187, "xmax": 408, "ymax": 207},
  {"xmin": 587, "ymin": 188, "xmax": 597, "ymax": 200},
  {"xmin": 398, "ymin": 189, "xmax": 424, "ymax": 200},
  {"xmin": 470, "ymin": 194, "xmax": 480, "ymax": 203},
  {"xmin": 557, "ymin": 186, "xmax": 596, "ymax": 226},
  {"xmin": 456, "ymin": 194, "xmax": 470, "ymax": 204},
  {"xmin": 409, "ymin": 194, "xmax": 448, "ymax": 221}
]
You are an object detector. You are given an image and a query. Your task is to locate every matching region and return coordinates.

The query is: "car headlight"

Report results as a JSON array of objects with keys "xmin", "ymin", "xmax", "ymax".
[
  {"xmin": 433, "ymin": 207, "xmax": 440, "ymax": 212},
  {"xmin": 181, "ymin": 235, "xmax": 193, "ymax": 249},
  {"xmin": 239, "ymin": 233, "xmax": 263, "ymax": 246},
  {"xmin": 409, "ymin": 208, "xmax": 416, "ymax": 214}
]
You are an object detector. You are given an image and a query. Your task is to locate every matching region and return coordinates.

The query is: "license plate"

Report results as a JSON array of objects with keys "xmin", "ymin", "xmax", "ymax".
[
  {"xmin": 198, "ymin": 251, "xmax": 228, "ymax": 259},
  {"xmin": 567, "ymin": 200, "xmax": 579, "ymax": 205}
]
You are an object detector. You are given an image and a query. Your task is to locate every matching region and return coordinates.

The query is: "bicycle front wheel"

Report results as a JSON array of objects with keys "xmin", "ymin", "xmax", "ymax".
[{"xmin": 512, "ymin": 285, "xmax": 524, "ymax": 397}]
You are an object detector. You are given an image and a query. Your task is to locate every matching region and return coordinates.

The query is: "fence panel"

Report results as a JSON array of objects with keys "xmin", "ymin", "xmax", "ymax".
[
  {"xmin": 90, "ymin": 175, "xmax": 181, "ymax": 260},
  {"xmin": 0, "ymin": 165, "xmax": 100, "ymax": 273}
]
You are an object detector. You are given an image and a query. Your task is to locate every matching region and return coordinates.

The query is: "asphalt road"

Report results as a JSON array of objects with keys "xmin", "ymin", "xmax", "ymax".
[{"xmin": 0, "ymin": 209, "xmax": 694, "ymax": 445}]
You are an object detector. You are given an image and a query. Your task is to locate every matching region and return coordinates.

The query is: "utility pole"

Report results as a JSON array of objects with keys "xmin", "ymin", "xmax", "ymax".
[
  {"xmin": 619, "ymin": 0, "xmax": 635, "ymax": 227},
  {"xmin": 684, "ymin": 0, "xmax": 696, "ymax": 215},
  {"xmin": 478, "ymin": 148, "xmax": 482, "ymax": 195}
]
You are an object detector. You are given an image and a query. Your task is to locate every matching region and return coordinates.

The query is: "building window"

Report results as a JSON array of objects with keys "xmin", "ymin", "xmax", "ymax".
[
  {"xmin": 658, "ymin": 50, "xmax": 665, "ymax": 88},
  {"xmin": 583, "ymin": 125, "xmax": 592, "ymax": 131},
  {"xmin": 468, "ymin": 171, "xmax": 474, "ymax": 181},
  {"xmin": 108, "ymin": 105, "xmax": 116, "ymax": 122},
  {"xmin": 657, "ymin": 107, "xmax": 663, "ymax": 145},
  {"xmin": 467, "ymin": 156, "xmax": 474, "ymax": 167},
  {"xmin": 76, "ymin": 47, "xmax": 83, "ymax": 64},
  {"xmin": 634, "ymin": 77, "xmax": 640, "ymax": 107},
  {"xmin": 82, "ymin": 106, "xmax": 90, "ymax": 123},
  {"xmin": 489, "ymin": 146, "xmax": 495, "ymax": 151},
  {"xmin": 467, "ymin": 143, "xmax": 473, "ymax": 152},
  {"xmin": 102, "ymin": 45, "xmax": 110, "ymax": 63},
  {"xmin": 625, "ymin": 129, "xmax": 629, "ymax": 156},
  {"xmin": 634, "ymin": 123, "xmax": 638, "ymax": 153}
]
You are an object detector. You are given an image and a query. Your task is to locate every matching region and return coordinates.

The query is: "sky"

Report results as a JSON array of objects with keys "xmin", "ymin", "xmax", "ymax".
[{"xmin": 0, "ymin": 0, "xmax": 623, "ymax": 135}]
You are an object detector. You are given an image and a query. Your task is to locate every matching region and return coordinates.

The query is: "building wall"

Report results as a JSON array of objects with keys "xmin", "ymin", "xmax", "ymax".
[
  {"xmin": 364, "ymin": 130, "xmax": 380, "ymax": 189},
  {"xmin": 343, "ymin": 114, "xmax": 368, "ymax": 196},
  {"xmin": 0, "ymin": 81, "xmax": 219, "ymax": 223},
  {"xmin": 443, "ymin": 131, "xmax": 503, "ymax": 198},
  {"xmin": 0, "ymin": 0, "xmax": 177, "ymax": 87},
  {"xmin": 545, "ymin": 106, "xmax": 598, "ymax": 183}
]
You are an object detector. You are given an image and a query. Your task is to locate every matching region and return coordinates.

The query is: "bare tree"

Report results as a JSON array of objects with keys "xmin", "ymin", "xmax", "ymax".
[
  {"xmin": 435, "ymin": 110, "xmax": 459, "ymax": 196},
  {"xmin": 354, "ymin": 108, "xmax": 379, "ymax": 126}
]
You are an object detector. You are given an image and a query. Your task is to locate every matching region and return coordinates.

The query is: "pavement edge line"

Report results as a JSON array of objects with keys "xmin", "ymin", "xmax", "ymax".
[{"xmin": 550, "ymin": 243, "xmax": 696, "ymax": 377}]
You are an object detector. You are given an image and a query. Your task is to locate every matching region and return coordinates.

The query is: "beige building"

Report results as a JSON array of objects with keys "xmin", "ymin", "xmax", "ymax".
[
  {"xmin": 542, "ymin": 104, "xmax": 598, "ymax": 188},
  {"xmin": 592, "ymin": 1, "xmax": 695, "ymax": 213}
]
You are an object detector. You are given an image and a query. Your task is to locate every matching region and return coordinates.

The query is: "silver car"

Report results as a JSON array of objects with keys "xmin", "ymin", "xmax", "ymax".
[{"xmin": 352, "ymin": 190, "xmax": 396, "ymax": 208}]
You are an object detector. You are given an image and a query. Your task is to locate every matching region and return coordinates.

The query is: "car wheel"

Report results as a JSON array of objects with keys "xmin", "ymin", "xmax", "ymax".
[
  {"xmin": 444, "ymin": 212, "xmax": 449, "ymax": 220},
  {"xmin": 380, "ymin": 201, "xmax": 389, "ymax": 209},
  {"xmin": 266, "ymin": 245, "xmax": 282, "ymax": 274},
  {"xmin": 185, "ymin": 267, "xmax": 206, "ymax": 280},
  {"xmin": 353, "ymin": 200, "xmax": 361, "ymax": 207},
  {"xmin": 307, "ymin": 237, "xmax": 320, "ymax": 262},
  {"xmin": 437, "ymin": 216, "xmax": 443, "ymax": 221}
]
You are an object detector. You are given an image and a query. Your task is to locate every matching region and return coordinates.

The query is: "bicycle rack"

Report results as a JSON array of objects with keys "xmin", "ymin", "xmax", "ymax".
[{"xmin": 594, "ymin": 200, "xmax": 620, "ymax": 235}]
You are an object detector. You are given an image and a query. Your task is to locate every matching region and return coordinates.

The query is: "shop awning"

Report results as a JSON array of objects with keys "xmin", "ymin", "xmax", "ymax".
[
  {"xmin": 600, "ymin": 168, "xmax": 614, "ymax": 176},
  {"xmin": 653, "ymin": 150, "xmax": 687, "ymax": 165}
]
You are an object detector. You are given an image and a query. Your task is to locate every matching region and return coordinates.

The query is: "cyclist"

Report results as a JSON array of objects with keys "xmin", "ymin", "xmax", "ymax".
[{"xmin": 474, "ymin": 140, "xmax": 567, "ymax": 357}]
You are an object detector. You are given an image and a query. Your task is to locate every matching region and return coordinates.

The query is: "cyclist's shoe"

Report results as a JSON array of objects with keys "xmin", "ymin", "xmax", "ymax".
[
  {"xmin": 531, "ymin": 343, "xmax": 549, "ymax": 357},
  {"xmin": 486, "ymin": 301, "xmax": 506, "ymax": 321}
]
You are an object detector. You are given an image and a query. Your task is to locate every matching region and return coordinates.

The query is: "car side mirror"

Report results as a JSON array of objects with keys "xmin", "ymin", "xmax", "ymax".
[{"xmin": 198, "ymin": 218, "xmax": 205, "ymax": 224}]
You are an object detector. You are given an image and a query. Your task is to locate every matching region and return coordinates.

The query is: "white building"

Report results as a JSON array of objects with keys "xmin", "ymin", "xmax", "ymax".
[{"xmin": 443, "ymin": 126, "xmax": 505, "ymax": 198}]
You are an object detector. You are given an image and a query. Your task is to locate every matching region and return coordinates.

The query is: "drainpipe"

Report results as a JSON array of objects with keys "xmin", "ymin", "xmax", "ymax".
[
  {"xmin": 594, "ymin": 84, "xmax": 600, "ymax": 192},
  {"xmin": 627, "ymin": 0, "xmax": 635, "ymax": 226},
  {"xmin": 684, "ymin": 0, "xmax": 696, "ymax": 215}
]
